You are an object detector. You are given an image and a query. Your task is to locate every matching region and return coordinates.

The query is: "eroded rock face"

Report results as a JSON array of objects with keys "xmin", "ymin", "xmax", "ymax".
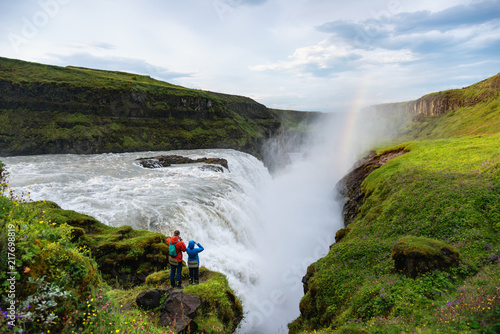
[
  {"xmin": 136, "ymin": 155, "xmax": 229, "ymax": 171},
  {"xmin": 335, "ymin": 149, "xmax": 406, "ymax": 227},
  {"xmin": 160, "ymin": 290, "xmax": 201, "ymax": 333}
]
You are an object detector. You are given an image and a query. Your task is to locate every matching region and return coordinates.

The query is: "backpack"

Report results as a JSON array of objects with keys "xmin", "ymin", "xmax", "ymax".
[{"xmin": 169, "ymin": 240, "xmax": 179, "ymax": 258}]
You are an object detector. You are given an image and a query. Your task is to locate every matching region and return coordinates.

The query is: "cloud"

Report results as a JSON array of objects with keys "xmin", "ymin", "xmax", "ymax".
[
  {"xmin": 48, "ymin": 53, "xmax": 192, "ymax": 82},
  {"xmin": 252, "ymin": 0, "xmax": 500, "ymax": 77},
  {"xmin": 215, "ymin": 0, "xmax": 268, "ymax": 8},
  {"xmin": 394, "ymin": 0, "xmax": 500, "ymax": 33},
  {"xmin": 250, "ymin": 39, "xmax": 416, "ymax": 77},
  {"xmin": 317, "ymin": 0, "xmax": 500, "ymax": 51}
]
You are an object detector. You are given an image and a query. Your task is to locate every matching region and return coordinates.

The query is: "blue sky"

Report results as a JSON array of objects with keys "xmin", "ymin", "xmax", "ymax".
[{"xmin": 1, "ymin": 0, "xmax": 499, "ymax": 112}]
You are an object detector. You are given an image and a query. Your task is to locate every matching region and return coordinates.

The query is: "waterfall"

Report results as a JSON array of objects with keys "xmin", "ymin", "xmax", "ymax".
[{"xmin": 2, "ymin": 110, "xmax": 385, "ymax": 333}]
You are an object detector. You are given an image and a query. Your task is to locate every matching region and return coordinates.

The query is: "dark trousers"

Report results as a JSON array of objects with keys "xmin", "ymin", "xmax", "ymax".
[
  {"xmin": 170, "ymin": 261, "xmax": 182, "ymax": 285},
  {"xmin": 189, "ymin": 267, "xmax": 199, "ymax": 281}
]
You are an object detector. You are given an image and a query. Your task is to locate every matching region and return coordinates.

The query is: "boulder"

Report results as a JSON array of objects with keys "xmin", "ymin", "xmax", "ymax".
[
  {"xmin": 136, "ymin": 288, "xmax": 169, "ymax": 310},
  {"xmin": 136, "ymin": 155, "xmax": 229, "ymax": 170},
  {"xmin": 199, "ymin": 165, "xmax": 224, "ymax": 173},
  {"xmin": 487, "ymin": 254, "xmax": 499, "ymax": 263},
  {"xmin": 391, "ymin": 236, "xmax": 460, "ymax": 278},
  {"xmin": 160, "ymin": 289, "xmax": 201, "ymax": 333}
]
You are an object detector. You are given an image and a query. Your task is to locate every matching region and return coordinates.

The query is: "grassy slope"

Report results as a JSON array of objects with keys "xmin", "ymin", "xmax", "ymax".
[{"xmin": 290, "ymin": 75, "xmax": 500, "ymax": 333}]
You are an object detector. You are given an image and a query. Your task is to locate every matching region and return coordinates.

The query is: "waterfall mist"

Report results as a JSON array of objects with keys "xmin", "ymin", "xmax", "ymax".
[{"xmin": 241, "ymin": 107, "xmax": 407, "ymax": 333}]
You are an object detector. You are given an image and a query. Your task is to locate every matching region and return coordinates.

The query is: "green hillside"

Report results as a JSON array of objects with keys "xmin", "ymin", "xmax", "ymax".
[
  {"xmin": 0, "ymin": 57, "xmax": 316, "ymax": 158},
  {"xmin": 291, "ymin": 74, "xmax": 500, "ymax": 333}
]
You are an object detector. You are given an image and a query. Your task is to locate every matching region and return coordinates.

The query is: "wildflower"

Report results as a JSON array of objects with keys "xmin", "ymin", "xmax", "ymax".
[{"xmin": 24, "ymin": 267, "xmax": 31, "ymax": 273}]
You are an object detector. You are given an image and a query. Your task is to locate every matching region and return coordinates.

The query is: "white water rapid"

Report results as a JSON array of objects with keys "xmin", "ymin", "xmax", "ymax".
[{"xmin": 2, "ymin": 111, "xmax": 394, "ymax": 333}]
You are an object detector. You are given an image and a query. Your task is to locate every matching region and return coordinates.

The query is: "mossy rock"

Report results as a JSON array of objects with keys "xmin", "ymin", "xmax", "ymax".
[
  {"xmin": 335, "ymin": 227, "xmax": 350, "ymax": 243},
  {"xmin": 145, "ymin": 270, "xmax": 170, "ymax": 285},
  {"xmin": 391, "ymin": 235, "xmax": 460, "ymax": 277},
  {"xmin": 183, "ymin": 271, "xmax": 243, "ymax": 333},
  {"xmin": 27, "ymin": 201, "xmax": 171, "ymax": 287}
]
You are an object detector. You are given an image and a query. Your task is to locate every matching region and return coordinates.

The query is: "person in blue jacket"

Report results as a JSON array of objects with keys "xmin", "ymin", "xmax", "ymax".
[{"xmin": 186, "ymin": 240, "xmax": 204, "ymax": 284}]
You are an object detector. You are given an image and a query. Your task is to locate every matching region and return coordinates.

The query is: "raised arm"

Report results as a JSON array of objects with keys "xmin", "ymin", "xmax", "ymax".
[{"xmin": 197, "ymin": 243, "xmax": 204, "ymax": 253}]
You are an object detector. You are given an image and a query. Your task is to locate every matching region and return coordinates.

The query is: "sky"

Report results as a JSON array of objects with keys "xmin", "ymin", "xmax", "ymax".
[{"xmin": 1, "ymin": 0, "xmax": 499, "ymax": 112}]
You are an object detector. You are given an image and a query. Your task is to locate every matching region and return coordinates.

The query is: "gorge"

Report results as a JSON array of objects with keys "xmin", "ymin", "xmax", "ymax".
[{"xmin": 1, "ymin": 58, "xmax": 499, "ymax": 334}]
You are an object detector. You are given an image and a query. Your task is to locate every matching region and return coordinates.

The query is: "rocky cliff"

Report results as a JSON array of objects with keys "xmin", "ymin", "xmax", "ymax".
[{"xmin": 373, "ymin": 72, "xmax": 500, "ymax": 117}]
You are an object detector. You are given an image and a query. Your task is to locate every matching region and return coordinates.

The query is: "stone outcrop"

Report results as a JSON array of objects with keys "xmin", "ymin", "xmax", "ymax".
[
  {"xmin": 160, "ymin": 290, "xmax": 201, "ymax": 333},
  {"xmin": 136, "ymin": 155, "xmax": 229, "ymax": 170},
  {"xmin": 391, "ymin": 236, "xmax": 460, "ymax": 278},
  {"xmin": 136, "ymin": 288, "xmax": 201, "ymax": 333},
  {"xmin": 136, "ymin": 288, "xmax": 169, "ymax": 310},
  {"xmin": 336, "ymin": 149, "xmax": 406, "ymax": 227}
]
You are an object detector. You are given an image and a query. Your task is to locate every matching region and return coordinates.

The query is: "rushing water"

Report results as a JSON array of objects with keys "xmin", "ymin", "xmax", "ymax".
[{"xmin": 2, "ymin": 138, "xmax": 349, "ymax": 332}]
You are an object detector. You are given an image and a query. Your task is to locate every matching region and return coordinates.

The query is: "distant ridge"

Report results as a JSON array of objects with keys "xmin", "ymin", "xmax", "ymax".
[
  {"xmin": 0, "ymin": 56, "xmax": 318, "ymax": 158},
  {"xmin": 372, "ymin": 72, "xmax": 500, "ymax": 139}
]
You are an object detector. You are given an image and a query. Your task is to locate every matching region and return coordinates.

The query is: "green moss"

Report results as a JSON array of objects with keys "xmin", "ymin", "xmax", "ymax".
[
  {"xmin": 392, "ymin": 235, "xmax": 459, "ymax": 258},
  {"xmin": 145, "ymin": 271, "xmax": 170, "ymax": 285},
  {"xmin": 184, "ymin": 271, "xmax": 243, "ymax": 332},
  {"xmin": 22, "ymin": 200, "xmax": 170, "ymax": 287}
]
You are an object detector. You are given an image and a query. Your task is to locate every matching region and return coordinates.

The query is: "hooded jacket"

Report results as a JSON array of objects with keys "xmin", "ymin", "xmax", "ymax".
[
  {"xmin": 186, "ymin": 240, "xmax": 204, "ymax": 263},
  {"xmin": 166, "ymin": 236, "xmax": 187, "ymax": 263}
]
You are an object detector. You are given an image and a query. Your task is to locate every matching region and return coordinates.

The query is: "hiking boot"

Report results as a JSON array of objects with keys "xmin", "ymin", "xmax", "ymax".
[
  {"xmin": 170, "ymin": 280, "xmax": 176, "ymax": 288},
  {"xmin": 176, "ymin": 281, "xmax": 182, "ymax": 289}
]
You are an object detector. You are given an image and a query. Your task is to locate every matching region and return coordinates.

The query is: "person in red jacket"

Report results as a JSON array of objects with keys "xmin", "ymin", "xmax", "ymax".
[{"xmin": 166, "ymin": 230, "xmax": 187, "ymax": 288}]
